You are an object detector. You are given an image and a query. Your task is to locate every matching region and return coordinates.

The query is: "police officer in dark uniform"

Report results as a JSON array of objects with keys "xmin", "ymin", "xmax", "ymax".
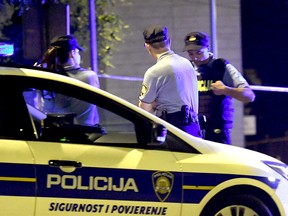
[
  {"xmin": 183, "ymin": 31, "xmax": 255, "ymax": 144},
  {"xmin": 139, "ymin": 25, "xmax": 202, "ymax": 138}
]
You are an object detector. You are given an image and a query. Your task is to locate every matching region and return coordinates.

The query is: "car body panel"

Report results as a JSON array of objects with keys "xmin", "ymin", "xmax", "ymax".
[
  {"xmin": 28, "ymin": 141, "xmax": 182, "ymax": 215},
  {"xmin": 0, "ymin": 140, "xmax": 36, "ymax": 215}
]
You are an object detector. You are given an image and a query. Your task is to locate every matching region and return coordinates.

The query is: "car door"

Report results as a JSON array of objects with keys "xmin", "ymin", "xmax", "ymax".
[
  {"xmin": 0, "ymin": 81, "xmax": 36, "ymax": 216},
  {"xmin": 20, "ymin": 75, "xmax": 183, "ymax": 215}
]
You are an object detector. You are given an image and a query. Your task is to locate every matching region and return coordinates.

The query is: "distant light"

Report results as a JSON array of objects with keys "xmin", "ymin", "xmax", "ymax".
[{"xmin": 0, "ymin": 43, "xmax": 14, "ymax": 56}]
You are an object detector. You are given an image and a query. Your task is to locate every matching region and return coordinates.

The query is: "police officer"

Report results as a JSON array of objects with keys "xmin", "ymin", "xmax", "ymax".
[
  {"xmin": 183, "ymin": 31, "xmax": 255, "ymax": 144},
  {"xmin": 139, "ymin": 25, "xmax": 202, "ymax": 138},
  {"xmin": 39, "ymin": 35, "xmax": 100, "ymax": 126}
]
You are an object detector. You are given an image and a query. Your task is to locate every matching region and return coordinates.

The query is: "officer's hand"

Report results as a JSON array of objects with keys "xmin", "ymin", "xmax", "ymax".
[{"xmin": 211, "ymin": 81, "xmax": 227, "ymax": 95}]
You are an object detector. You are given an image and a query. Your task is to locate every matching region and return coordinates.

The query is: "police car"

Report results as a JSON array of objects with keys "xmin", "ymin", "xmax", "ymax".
[{"xmin": 0, "ymin": 65, "xmax": 287, "ymax": 216}]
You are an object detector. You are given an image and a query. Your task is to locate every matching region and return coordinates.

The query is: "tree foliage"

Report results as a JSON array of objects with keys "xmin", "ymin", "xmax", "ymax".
[
  {"xmin": 59, "ymin": 0, "xmax": 129, "ymax": 73},
  {"xmin": 0, "ymin": 0, "xmax": 129, "ymax": 73}
]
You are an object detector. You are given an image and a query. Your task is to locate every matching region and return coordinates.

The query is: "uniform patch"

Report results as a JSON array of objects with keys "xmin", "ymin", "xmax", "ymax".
[
  {"xmin": 188, "ymin": 36, "xmax": 197, "ymax": 42},
  {"xmin": 152, "ymin": 171, "xmax": 174, "ymax": 202},
  {"xmin": 140, "ymin": 83, "xmax": 149, "ymax": 96}
]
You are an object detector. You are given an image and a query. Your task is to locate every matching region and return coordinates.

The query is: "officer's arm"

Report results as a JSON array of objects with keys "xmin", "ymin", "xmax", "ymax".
[
  {"xmin": 227, "ymin": 86, "xmax": 255, "ymax": 102},
  {"xmin": 216, "ymin": 64, "xmax": 255, "ymax": 102},
  {"xmin": 138, "ymin": 101, "xmax": 156, "ymax": 113},
  {"xmin": 212, "ymin": 81, "xmax": 255, "ymax": 102}
]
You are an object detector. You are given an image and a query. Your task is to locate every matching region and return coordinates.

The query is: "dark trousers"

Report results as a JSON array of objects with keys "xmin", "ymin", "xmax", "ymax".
[
  {"xmin": 164, "ymin": 111, "xmax": 202, "ymax": 138},
  {"xmin": 203, "ymin": 128, "xmax": 231, "ymax": 144}
]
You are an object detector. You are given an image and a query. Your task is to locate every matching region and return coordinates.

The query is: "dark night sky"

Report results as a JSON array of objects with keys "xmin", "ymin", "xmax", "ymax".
[
  {"xmin": 241, "ymin": 0, "xmax": 288, "ymax": 85},
  {"xmin": 241, "ymin": 0, "xmax": 288, "ymax": 139}
]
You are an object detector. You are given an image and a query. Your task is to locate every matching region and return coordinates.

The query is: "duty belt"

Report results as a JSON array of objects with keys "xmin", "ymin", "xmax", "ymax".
[{"xmin": 161, "ymin": 105, "xmax": 199, "ymax": 125}]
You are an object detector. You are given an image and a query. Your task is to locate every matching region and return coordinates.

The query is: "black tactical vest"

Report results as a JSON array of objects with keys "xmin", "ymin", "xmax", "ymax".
[{"xmin": 197, "ymin": 58, "xmax": 234, "ymax": 129}]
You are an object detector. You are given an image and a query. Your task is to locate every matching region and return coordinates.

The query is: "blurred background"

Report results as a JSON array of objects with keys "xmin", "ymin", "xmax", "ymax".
[
  {"xmin": 241, "ymin": 0, "xmax": 288, "ymax": 162},
  {"xmin": 1, "ymin": 0, "xmax": 288, "ymax": 162}
]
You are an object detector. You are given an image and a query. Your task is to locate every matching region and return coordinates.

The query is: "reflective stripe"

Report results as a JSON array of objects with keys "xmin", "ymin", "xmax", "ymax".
[{"xmin": 0, "ymin": 177, "xmax": 36, "ymax": 182}]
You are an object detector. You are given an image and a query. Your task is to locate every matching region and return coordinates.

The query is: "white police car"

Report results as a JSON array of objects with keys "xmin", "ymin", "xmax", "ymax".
[{"xmin": 0, "ymin": 65, "xmax": 287, "ymax": 216}]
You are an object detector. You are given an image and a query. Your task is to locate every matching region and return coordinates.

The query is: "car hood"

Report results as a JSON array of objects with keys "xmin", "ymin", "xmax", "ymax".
[{"xmin": 190, "ymin": 134, "xmax": 282, "ymax": 162}]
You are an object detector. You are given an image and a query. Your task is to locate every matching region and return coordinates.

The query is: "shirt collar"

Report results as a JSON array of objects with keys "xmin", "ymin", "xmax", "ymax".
[{"xmin": 157, "ymin": 50, "xmax": 174, "ymax": 61}]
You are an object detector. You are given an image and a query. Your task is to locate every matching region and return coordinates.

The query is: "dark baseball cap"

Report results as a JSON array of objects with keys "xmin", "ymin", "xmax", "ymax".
[
  {"xmin": 183, "ymin": 31, "xmax": 210, "ymax": 51},
  {"xmin": 50, "ymin": 35, "xmax": 84, "ymax": 51},
  {"xmin": 143, "ymin": 25, "xmax": 169, "ymax": 44}
]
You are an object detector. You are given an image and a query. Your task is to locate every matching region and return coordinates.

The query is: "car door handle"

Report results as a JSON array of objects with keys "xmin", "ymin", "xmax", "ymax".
[{"xmin": 49, "ymin": 160, "xmax": 82, "ymax": 168}]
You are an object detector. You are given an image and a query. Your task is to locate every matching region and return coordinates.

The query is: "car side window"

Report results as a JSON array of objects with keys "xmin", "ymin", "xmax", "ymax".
[
  {"xmin": 23, "ymin": 88, "xmax": 138, "ymax": 145},
  {"xmin": 0, "ymin": 88, "xmax": 35, "ymax": 140}
]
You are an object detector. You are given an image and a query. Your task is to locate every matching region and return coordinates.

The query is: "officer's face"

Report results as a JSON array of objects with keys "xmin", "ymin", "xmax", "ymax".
[
  {"xmin": 187, "ymin": 47, "xmax": 209, "ymax": 66},
  {"xmin": 71, "ymin": 48, "xmax": 81, "ymax": 67}
]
